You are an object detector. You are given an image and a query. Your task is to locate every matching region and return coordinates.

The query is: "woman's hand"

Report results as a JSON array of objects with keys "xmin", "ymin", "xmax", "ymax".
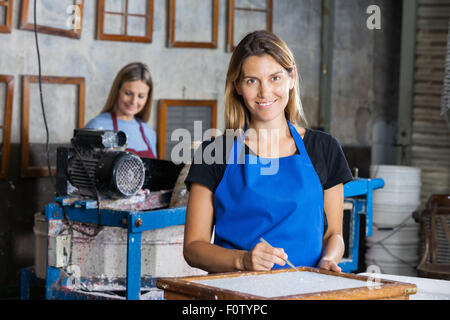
[
  {"xmin": 241, "ymin": 242, "xmax": 288, "ymax": 271},
  {"xmin": 319, "ymin": 183, "xmax": 345, "ymax": 273},
  {"xmin": 318, "ymin": 257, "xmax": 342, "ymax": 273}
]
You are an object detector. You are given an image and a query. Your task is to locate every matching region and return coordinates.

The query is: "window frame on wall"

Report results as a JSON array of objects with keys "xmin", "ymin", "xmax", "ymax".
[
  {"xmin": 0, "ymin": 0, "xmax": 13, "ymax": 33},
  {"xmin": 0, "ymin": 75, "xmax": 14, "ymax": 179},
  {"xmin": 19, "ymin": 0, "xmax": 85, "ymax": 39},
  {"xmin": 226, "ymin": 0, "xmax": 273, "ymax": 52},
  {"xmin": 21, "ymin": 75, "xmax": 85, "ymax": 178},
  {"xmin": 157, "ymin": 99, "xmax": 217, "ymax": 160},
  {"xmin": 168, "ymin": 0, "xmax": 219, "ymax": 49},
  {"xmin": 97, "ymin": 0, "xmax": 154, "ymax": 43}
]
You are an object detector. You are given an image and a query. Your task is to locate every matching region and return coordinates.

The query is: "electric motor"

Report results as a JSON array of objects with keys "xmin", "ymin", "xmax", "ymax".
[
  {"xmin": 67, "ymin": 150, "xmax": 145, "ymax": 198},
  {"xmin": 56, "ymin": 128, "xmax": 183, "ymax": 199},
  {"xmin": 56, "ymin": 129, "xmax": 145, "ymax": 198}
]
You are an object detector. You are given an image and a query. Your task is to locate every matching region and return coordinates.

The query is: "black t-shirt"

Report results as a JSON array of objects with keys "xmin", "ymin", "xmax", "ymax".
[{"xmin": 185, "ymin": 128, "xmax": 353, "ymax": 193}]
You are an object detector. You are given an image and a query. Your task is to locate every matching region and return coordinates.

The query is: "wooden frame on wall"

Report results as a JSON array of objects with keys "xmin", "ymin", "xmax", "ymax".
[
  {"xmin": 158, "ymin": 99, "xmax": 217, "ymax": 160},
  {"xmin": 19, "ymin": 0, "xmax": 85, "ymax": 39},
  {"xmin": 168, "ymin": 0, "xmax": 219, "ymax": 48},
  {"xmin": 0, "ymin": 75, "xmax": 14, "ymax": 179},
  {"xmin": 227, "ymin": 0, "xmax": 273, "ymax": 52},
  {"xmin": 0, "ymin": 0, "xmax": 13, "ymax": 33},
  {"xmin": 97, "ymin": 0, "xmax": 154, "ymax": 43},
  {"xmin": 21, "ymin": 76, "xmax": 85, "ymax": 178}
]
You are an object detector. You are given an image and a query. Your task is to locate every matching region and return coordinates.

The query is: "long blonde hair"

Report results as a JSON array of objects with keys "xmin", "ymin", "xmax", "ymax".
[
  {"xmin": 225, "ymin": 30, "xmax": 307, "ymax": 130},
  {"xmin": 101, "ymin": 62, "xmax": 153, "ymax": 122}
]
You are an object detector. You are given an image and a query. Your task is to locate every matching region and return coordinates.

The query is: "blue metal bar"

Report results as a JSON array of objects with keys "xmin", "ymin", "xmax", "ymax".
[
  {"xmin": 366, "ymin": 184, "xmax": 374, "ymax": 236},
  {"xmin": 351, "ymin": 200, "xmax": 362, "ymax": 272},
  {"xmin": 44, "ymin": 203, "xmax": 61, "ymax": 300},
  {"xmin": 343, "ymin": 178, "xmax": 384, "ymax": 198},
  {"xmin": 20, "ymin": 267, "xmax": 46, "ymax": 300},
  {"xmin": 130, "ymin": 207, "xmax": 186, "ymax": 232},
  {"xmin": 52, "ymin": 198, "xmax": 187, "ymax": 231},
  {"xmin": 126, "ymin": 222, "xmax": 142, "ymax": 300},
  {"xmin": 54, "ymin": 198, "xmax": 128, "ymax": 227},
  {"xmin": 19, "ymin": 267, "xmax": 32, "ymax": 300},
  {"xmin": 45, "ymin": 267, "xmax": 61, "ymax": 300},
  {"xmin": 45, "ymin": 203, "xmax": 63, "ymax": 220}
]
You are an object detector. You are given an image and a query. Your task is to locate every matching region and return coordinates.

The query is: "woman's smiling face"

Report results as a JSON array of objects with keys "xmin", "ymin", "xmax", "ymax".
[
  {"xmin": 115, "ymin": 80, "xmax": 150, "ymax": 121},
  {"xmin": 235, "ymin": 54, "xmax": 295, "ymax": 125}
]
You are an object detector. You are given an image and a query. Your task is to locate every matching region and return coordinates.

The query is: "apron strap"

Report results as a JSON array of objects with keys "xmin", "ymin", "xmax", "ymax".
[
  {"xmin": 287, "ymin": 120, "xmax": 308, "ymax": 157},
  {"xmin": 111, "ymin": 112, "xmax": 119, "ymax": 131},
  {"xmin": 229, "ymin": 120, "xmax": 306, "ymax": 164},
  {"xmin": 136, "ymin": 118, "xmax": 153, "ymax": 152},
  {"xmin": 110, "ymin": 112, "xmax": 154, "ymax": 154}
]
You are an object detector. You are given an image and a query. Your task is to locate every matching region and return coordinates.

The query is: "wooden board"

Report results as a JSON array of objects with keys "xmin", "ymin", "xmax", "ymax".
[
  {"xmin": 226, "ymin": 0, "xmax": 273, "ymax": 52},
  {"xmin": 0, "ymin": 74, "xmax": 14, "ymax": 179},
  {"xmin": 0, "ymin": 0, "xmax": 13, "ymax": 33},
  {"xmin": 157, "ymin": 267, "xmax": 417, "ymax": 300},
  {"xmin": 157, "ymin": 99, "xmax": 217, "ymax": 161},
  {"xmin": 20, "ymin": 0, "xmax": 84, "ymax": 39},
  {"xmin": 21, "ymin": 75, "xmax": 85, "ymax": 177},
  {"xmin": 168, "ymin": 0, "xmax": 219, "ymax": 48},
  {"xmin": 97, "ymin": 0, "xmax": 153, "ymax": 43}
]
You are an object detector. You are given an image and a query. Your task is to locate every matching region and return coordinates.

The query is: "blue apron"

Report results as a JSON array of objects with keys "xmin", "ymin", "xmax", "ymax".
[{"xmin": 213, "ymin": 120, "xmax": 324, "ymax": 268}]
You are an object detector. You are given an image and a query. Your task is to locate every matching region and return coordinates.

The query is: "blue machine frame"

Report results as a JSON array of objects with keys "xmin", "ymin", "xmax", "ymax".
[
  {"xmin": 338, "ymin": 178, "xmax": 384, "ymax": 273},
  {"xmin": 20, "ymin": 178, "xmax": 383, "ymax": 300},
  {"xmin": 22, "ymin": 198, "xmax": 187, "ymax": 300}
]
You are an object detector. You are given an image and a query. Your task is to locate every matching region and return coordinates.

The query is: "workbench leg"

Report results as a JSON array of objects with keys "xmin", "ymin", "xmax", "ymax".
[
  {"xmin": 352, "ymin": 207, "xmax": 361, "ymax": 272},
  {"xmin": 19, "ymin": 267, "xmax": 33, "ymax": 300},
  {"xmin": 45, "ymin": 267, "xmax": 61, "ymax": 300},
  {"xmin": 126, "ymin": 231, "xmax": 142, "ymax": 300},
  {"xmin": 45, "ymin": 204, "xmax": 63, "ymax": 300},
  {"xmin": 366, "ymin": 188, "xmax": 373, "ymax": 236}
]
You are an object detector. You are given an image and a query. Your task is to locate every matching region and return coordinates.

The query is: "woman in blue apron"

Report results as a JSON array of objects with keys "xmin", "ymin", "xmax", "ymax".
[
  {"xmin": 85, "ymin": 62, "xmax": 157, "ymax": 158},
  {"xmin": 184, "ymin": 31, "xmax": 351, "ymax": 273}
]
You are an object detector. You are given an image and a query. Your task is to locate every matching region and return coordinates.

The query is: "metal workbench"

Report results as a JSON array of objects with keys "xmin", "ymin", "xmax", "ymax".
[{"xmin": 20, "ymin": 178, "xmax": 384, "ymax": 300}]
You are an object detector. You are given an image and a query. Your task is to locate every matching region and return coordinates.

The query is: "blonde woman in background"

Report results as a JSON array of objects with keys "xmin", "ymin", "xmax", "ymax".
[{"xmin": 85, "ymin": 62, "xmax": 157, "ymax": 158}]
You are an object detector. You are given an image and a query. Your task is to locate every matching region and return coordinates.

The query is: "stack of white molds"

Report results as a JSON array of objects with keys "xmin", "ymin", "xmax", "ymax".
[{"xmin": 365, "ymin": 165, "xmax": 422, "ymax": 276}]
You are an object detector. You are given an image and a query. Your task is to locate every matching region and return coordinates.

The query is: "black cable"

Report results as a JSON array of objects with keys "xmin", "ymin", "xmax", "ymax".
[
  {"xmin": 32, "ymin": 2, "xmax": 108, "ymax": 289},
  {"xmin": 34, "ymin": 0, "xmax": 101, "ymax": 233},
  {"xmin": 33, "ymin": 0, "xmax": 53, "ymax": 181},
  {"xmin": 58, "ymin": 201, "xmax": 102, "ymax": 238}
]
